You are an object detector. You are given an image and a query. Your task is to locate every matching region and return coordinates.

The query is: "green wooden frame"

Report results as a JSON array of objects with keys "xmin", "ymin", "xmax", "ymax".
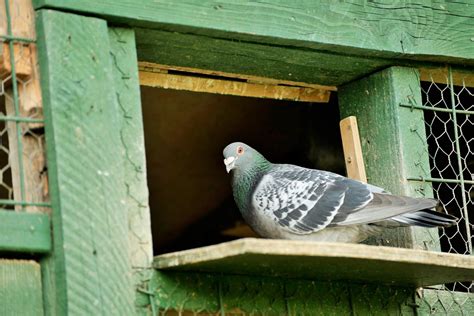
[
  {"xmin": 32, "ymin": 1, "xmax": 474, "ymax": 315},
  {"xmin": 0, "ymin": 210, "xmax": 51, "ymax": 253}
]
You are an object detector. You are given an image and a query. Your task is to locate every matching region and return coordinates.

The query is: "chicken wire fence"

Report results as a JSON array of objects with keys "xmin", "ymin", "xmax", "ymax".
[
  {"xmin": 401, "ymin": 67, "xmax": 473, "ymax": 314},
  {"xmin": 0, "ymin": 0, "xmax": 50, "ymax": 214}
]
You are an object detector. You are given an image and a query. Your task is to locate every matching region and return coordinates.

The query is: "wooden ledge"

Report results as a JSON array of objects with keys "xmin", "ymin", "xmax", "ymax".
[{"xmin": 153, "ymin": 238, "xmax": 474, "ymax": 287}]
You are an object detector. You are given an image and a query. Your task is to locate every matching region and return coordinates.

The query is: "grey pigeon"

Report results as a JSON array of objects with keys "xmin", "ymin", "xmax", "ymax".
[{"xmin": 223, "ymin": 142, "xmax": 457, "ymax": 243}]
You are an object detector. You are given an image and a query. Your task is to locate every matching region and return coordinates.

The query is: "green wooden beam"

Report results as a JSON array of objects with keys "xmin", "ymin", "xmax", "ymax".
[
  {"xmin": 0, "ymin": 260, "xmax": 44, "ymax": 316},
  {"xmin": 36, "ymin": 10, "xmax": 134, "ymax": 315},
  {"xmin": 0, "ymin": 211, "xmax": 51, "ymax": 253},
  {"xmin": 339, "ymin": 66, "xmax": 438, "ymax": 250},
  {"xmin": 33, "ymin": 0, "xmax": 474, "ymax": 65},
  {"xmin": 135, "ymin": 28, "xmax": 393, "ymax": 86},
  {"xmin": 150, "ymin": 271, "xmax": 416, "ymax": 315}
]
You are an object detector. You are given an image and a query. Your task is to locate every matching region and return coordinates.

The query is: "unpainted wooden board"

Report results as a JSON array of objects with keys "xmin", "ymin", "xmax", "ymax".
[
  {"xmin": 33, "ymin": 0, "xmax": 474, "ymax": 64},
  {"xmin": 153, "ymin": 238, "xmax": 474, "ymax": 288},
  {"xmin": 37, "ymin": 9, "xmax": 134, "ymax": 315},
  {"xmin": 340, "ymin": 116, "xmax": 367, "ymax": 183},
  {"xmin": 6, "ymin": 97, "xmax": 48, "ymax": 213},
  {"xmin": 0, "ymin": 260, "xmax": 43, "ymax": 316},
  {"xmin": 339, "ymin": 67, "xmax": 440, "ymax": 251},
  {"xmin": 0, "ymin": 210, "xmax": 51, "ymax": 253},
  {"xmin": 140, "ymin": 71, "xmax": 331, "ymax": 103},
  {"xmin": 138, "ymin": 62, "xmax": 338, "ymax": 91}
]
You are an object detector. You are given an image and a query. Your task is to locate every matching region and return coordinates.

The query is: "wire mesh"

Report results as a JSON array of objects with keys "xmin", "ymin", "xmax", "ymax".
[
  {"xmin": 412, "ymin": 67, "xmax": 474, "ymax": 313},
  {"xmin": 0, "ymin": 0, "xmax": 50, "ymax": 213}
]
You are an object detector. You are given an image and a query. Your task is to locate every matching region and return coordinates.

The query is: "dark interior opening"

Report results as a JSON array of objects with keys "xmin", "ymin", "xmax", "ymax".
[{"xmin": 140, "ymin": 86, "xmax": 344, "ymax": 254}]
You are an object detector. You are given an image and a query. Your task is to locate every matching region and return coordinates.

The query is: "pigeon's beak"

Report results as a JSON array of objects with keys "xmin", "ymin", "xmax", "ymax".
[{"xmin": 224, "ymin": 156, "xmax": 236, "ymax": 173}]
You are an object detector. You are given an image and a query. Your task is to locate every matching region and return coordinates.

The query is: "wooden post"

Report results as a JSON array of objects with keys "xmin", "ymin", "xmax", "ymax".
[
  {"xmin": 37, "ymin": 10, "xmax": 134, "ymax": 314},
  {"xmin": 339, "ymin": 67, "xmax": 439, "ymax": 251}
]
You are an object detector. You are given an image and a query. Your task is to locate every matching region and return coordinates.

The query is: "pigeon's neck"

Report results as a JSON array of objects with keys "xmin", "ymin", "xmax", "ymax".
[{"xmin": 232, "ymin": 158, "xmax": 271, "ymax": 213}]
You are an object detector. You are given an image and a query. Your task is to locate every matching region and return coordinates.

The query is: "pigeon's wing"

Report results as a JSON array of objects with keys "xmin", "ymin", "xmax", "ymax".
[
  {"xmin": 252, "ymin": 165, "xmax": 373, "ymax": 234},
  {"xmin": 252, "ymin": 165, "xmax": 441, "ymax": 234}
]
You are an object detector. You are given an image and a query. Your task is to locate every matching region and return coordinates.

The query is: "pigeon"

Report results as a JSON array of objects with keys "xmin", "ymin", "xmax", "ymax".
[{"xmin": 223, "ymin": 142, "xmax": 457, "ymax": 243}]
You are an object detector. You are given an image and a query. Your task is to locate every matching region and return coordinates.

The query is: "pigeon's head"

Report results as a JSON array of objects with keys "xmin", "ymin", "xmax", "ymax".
[{"xmin": 223, "ymin": 142, "xmax": 263, "ymax": 174}]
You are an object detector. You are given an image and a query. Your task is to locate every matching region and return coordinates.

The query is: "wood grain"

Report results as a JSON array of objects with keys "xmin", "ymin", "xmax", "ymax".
[
  {"xmin": 340, "ymin": 116, "xmax": 367, "ymax": 183},
  {"xmin": 140, "ymin": 71, "xmax": 331, "ymax": 103},
  {"xmin": 153, "ymin": 238, "xmax": 474, "ymax": 288},
  {"xmin": 37, "ymin": 10, "xmax": 134, "ymax": 315},
  {"xmin": 33, "ymin": 1, "xmax": 474, "ymax": 64}
]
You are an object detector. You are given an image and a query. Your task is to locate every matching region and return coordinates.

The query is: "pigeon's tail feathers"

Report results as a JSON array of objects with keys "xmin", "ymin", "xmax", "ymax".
[{"xmin": 391, "ymin": 209, "xmax": 457, "ymax": 228}]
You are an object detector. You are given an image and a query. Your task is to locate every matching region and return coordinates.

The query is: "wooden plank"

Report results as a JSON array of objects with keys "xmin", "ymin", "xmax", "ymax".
[
  {"xmin": 0, "ymin": 210, "xmax": 51, "ymax": 253},
  {"xmin": 153, "ymin": 238, "xmax": 474, "ymax": 288},
  {"xmin": 140, "ymin": 71, "xmax": 331, "ymax": 103},
  {"xmin": 33, "ymin": 1, "xmax": 474, "ymax": 64},
  {"xmin": 339, "ymin": 67, "xmax": 440, "ymax": 251},
  {"xmin": 340, "ymin": 116, "xmax": 367, "ymax": 183},
  {"xmin": 135, "ymin": 28, "xmax": 392, "ymax": 87},
  {"xmin": 151, "ymin": 271, "xmax": 415, "ymax": 315},
  {"xmin": 0, "ymin": 260, "xmax": 43, "ymax": 316},
  {"xmin": 36, "ymin": 9, "xmax": 134, "ymax": 315},
  {"xmin": 139, "ymin": 62, "xmax": 337, "ymax": 91}
]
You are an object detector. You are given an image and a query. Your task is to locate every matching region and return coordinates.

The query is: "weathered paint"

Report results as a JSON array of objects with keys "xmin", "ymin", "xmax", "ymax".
[
  {"xmin": 153, "ymin": 238, "xmax": 474, "ymax": 288},
  {"xmin": 0, "ymin": 260, "xmax": 44, "ymax": 316},
  {"xmin": 33, "ymin": 1, "xmax": 474, "ymax": 64},
  {"xmin": 36, "ymin": 9, "xmax": 134, "ymax": 315},
  {"xmin": 0, "ymin": 210, "xmax": 50, "ymax": 253},
  {"xmin": 108, "ymin": 27, "xmax": 154, "ymax": 315}
]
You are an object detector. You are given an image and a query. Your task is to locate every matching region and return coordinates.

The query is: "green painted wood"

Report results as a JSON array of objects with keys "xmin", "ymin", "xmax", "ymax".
[
  {"xmin": 339, "ymin": 67, "xmax": 439, "ymax": 251},
  {"xmin": 417, "ymin": 289, "xmax": 474, "ymax": 315},
  {"xmin": 36, "ymin": 10, "xmax": 134, "ymax": 315},
  {"xmin": 33, "ymin": 1, "xmax": 474, "ymax": 65},
  {"xmin": 108, "ymin": 27, "xmax": 153, "ymax": 269},
  {"xmin": 0, "ymin": 260, "xmax": 44, "ymax": 316},
  {"xmin": 135, "ymin": 28, "xmax": 392, "ymax": 86},
  {"xmin": 0, "ymin": 210, "xmax": 51, "ymax": 253},
  {"xmin": 108, "ymin": 27, "xmax": 154, "ymax": 315},
  {"xmin": 151, "ymin": 271, "xmax": 416, "ymax": 315}
]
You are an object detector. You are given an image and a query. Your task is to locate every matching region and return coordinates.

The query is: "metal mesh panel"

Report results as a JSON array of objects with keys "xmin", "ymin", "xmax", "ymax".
[
  {"xmin": 410, "ymin": 68, "xmax": 474, "ymax": 314},
  {"xmin": 0, "ymin": 0, "xmax": 50, "ymax": 213}
]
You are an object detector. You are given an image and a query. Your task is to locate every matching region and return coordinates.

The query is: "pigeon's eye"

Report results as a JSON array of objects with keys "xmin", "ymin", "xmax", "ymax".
[{"xmin": 237, "ymin": 146, "xmax": 244, "ymax": 155}]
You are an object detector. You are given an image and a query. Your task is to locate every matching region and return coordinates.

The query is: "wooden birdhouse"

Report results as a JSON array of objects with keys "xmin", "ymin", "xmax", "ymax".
[{"xmin": 0, "ymin": 1, "xmax": 473, "ymax": 315}]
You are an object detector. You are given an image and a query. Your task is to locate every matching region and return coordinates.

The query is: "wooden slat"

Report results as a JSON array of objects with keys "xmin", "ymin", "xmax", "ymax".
[
  {"xmin": 0, "ymin": 260, "xmax": 43, "ymax": 316},
  {"xmin": 340, "ymin": 116, "xmax": 367, "ymax": 183},
  {"xmin": 140, "ymin": 71, "xmax": 331, "ymax": 102},
  {"xmin": 33, "ymin": 1, "xmax": 474, "ymax": 64},
  {"xmin": 339, "ymin": 67, "xmax": 438, "ymax": 250},
  {"xmin": 139, "ymin": 62, "xmax": 337, "ymax": 91},
  {"xmin": 37, "ymin": 10, "xmax": 134, "ymax": 315},
  {"xmin": 153, "ymin": 238, "xmax": 474, "ymax": 288},
  {"xmin": 0, "ymin": 210, "xmax": 51, "ymax": 253}
]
